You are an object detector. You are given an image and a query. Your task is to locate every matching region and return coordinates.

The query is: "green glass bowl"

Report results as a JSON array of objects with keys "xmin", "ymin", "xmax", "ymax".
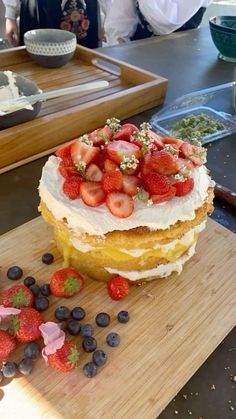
[{"xmin": 209, "ymin": 16, "xmax": 236, "ymax": 62}]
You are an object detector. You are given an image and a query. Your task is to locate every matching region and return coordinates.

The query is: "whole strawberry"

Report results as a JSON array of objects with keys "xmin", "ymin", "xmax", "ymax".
[
  {"xmin": 0, "ymin": 330, "xmax": 17, "ymax": 360},
  {"xmin": 107, "ymin": 275, "xmax": 129, "ymax": 300},
  {"xmin": 10, "ymin": 307, "xmax": 44, "ymax": 343},
  {"xmin": 47, "ymin": 340, "xmax": 79, "ymax": 372},
  {"xmin": 1, "ymin": 284, "xmax": 34, "ymax": 308},
  {"xmin": 50, "ymin": 268, "xmax": 84, "ymax": 298}
]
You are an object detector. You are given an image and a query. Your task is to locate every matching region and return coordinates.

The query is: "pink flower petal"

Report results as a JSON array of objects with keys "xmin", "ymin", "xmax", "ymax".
[
  {"xmin": 39, "ymin": 322, "xmax": 65, "ymax": 364},
  {"xmin": 39, "ymin": 322, "xmax": 65, "ymax": 345},
  {"xmin": 0, "ymin": 305, "xmax": 21, "ymax": 321}
]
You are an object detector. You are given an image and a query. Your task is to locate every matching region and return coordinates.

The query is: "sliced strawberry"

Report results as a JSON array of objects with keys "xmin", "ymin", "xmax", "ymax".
[
  {"xmin": 150, "ymin": 150, "xmax": 179, "ymax": 175},
  {"xmin": 106, "ymin": 192, "xmax": 134, "ymax": 218},
  {"xmin": 179, "ymin": 142, "xmax": 195, "ymax": 159},
  {"xmin": 58, "ymin": 156, "xmax": 78, "ymax": 178},
  {"xmin": 80, "ymin": 181, "xmax": 105, "ymax": 207},
  {"xmin": 59, "ymin": 166, "xmax": 78, "ymax": 178},
  {"xmin": 162, "ymin": 137, "xmax": 183, "ymax": 146},
  {"xmin": 190, "ymin": 155, "xmax": 203, "ymax": 167},
  {"xmin": 106, "ymin": 140, "xmax": 140, "ymax": 164},
  {"xmin": 62, "ymin": 175, "xmax": 82, "ymax": 200},
  {"xmin": 85, "ymin": 163, "xmax": 103, "ymax": 182},
  {"xmin": 122, "ymin": 175, "xmax": 141, "ymax": 196},
  {"xmin": 140, "ymin": 151, "xmax": 153, "ymax": 177},
  {"xmin": 71, "ymin": 140, "xmax": 99, "ymax": 167},
  {"xmin": 173, "ymin": 177, "xmax": 194, "ymax": 196},
  {"xmin": 176, "ymin": 158, "xmax": 194, "ymax": 177},
  {"xmin": 142, "ymin": 172, "xmax": 171, "ymax": 195},
  {"xmin": 113, "ymin": 123, "xmax": 138, "ymax": 141},
  {"xmin": 151, "ymin": 186, "xmax": 176, "ymax": 204},
  {"xmin": 146, "ymin": 130, "xmax": 163, "ymax": 149},
  {"xmin": 102, "ymin": 170, "xmax": 123, "ymax": 194},
  {"xmin": 88, "ymin": 126, "xmax": 113, "ymax": 146},
  {"xmin": 55, "ymin": 141, "xmax": 75, "ymax": 158},
  {"xmin": 94, "ymin": 150, "xmax": 109, "ymax": 169},
  {"xmin": 104, "ymin": 159, "xmax": 119, "ymax": 172}
]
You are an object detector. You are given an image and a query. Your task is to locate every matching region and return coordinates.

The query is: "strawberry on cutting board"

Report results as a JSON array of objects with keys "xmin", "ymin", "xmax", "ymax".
[
  {"xmin": 1, "ymin": 284, "xmax": 34, "ymax": 308},
  {"xmin": 47, "ymin": 340, "xmax": 79, "ymax": 372},
  {"xmin": 107, "ymin": 275, "xmax": 129, "ymax": 300},
  {"xmin": 10, "ymin": 307, "xmax": 44, "ymax": 343},
  {"xmin": 0, "ymin": 330, "xmax": 17, "ymax": 360},
  {"xmin": 50, "ymin": 268, "xmax": 84, "ymax": 298}
]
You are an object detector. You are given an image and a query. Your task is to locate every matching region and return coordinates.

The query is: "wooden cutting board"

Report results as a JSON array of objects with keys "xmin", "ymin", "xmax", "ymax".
[{"xmin": 0, "ymin": 217, "xmax": 235, "ymax": 419}]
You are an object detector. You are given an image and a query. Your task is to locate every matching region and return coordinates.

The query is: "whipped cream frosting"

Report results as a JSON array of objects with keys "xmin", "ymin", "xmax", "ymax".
[
  {"xmin": 39, "ymin": 156, "xmax": 212, "ymax": 236},
  {"xmin": 105, "ymin": 243, "xmax": 196, "ymax": 281},
  {"xmin": 71, "ymin": 221, "xmax": 206, "ymax": 256},
  {"xmin": 0, "ymin": 71, "xmax": 33, "ymax": 115}
]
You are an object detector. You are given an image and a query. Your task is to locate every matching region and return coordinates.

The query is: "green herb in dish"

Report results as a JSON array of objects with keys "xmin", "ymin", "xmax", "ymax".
[{"xmin": 171, "ymin": 113, "xmax": 226, "ymax": 144}]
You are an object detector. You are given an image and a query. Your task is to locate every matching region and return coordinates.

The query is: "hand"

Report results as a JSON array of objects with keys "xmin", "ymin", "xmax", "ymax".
[{"xmin": 5, "ymin": 18, "xmax": 19, "ymax": 47}]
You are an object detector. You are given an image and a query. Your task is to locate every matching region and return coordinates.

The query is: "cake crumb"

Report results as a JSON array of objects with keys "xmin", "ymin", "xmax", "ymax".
[
  {"xmin": 174, "ymin": 410, "xmax": 179, "ymax": 415},
  {"xmin": 166, "ymin": 324, "xmax": 174, "ymax": 332},
  {"xmin": 182, "ymin": 394, "xmax": 188, "ymax": 400},
  {"xmin": 195, "ymin": 392, "xmax": 199, "ymax": 396},
  {"xmin": 230, "ymin": 406, "xmax": 235, "ymax": 411},
  {"xmin": 209, "ymin": 384, "xmax": 216, "ymax": 390},
  {"xmin": 188, "ymin": 410, "xmax": 192, "ymax": 415},
  {"xmin": 231, "ymin": 375, "xmax": 236, "ymax": 382}
]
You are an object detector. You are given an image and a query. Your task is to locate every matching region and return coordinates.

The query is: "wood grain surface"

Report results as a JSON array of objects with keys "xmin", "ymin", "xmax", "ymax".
[
  {"xmin": 0, "ymin": 46, "xmax": 167, "ymax": 170},
  {"xmin": 0, "ymin": 217, "xmax": 235, "ymax": 419}
]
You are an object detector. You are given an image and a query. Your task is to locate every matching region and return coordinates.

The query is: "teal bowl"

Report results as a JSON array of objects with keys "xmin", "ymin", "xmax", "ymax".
[{"xmin": 209, "ymin": 16, "xmax": 236, "ymax": 62}]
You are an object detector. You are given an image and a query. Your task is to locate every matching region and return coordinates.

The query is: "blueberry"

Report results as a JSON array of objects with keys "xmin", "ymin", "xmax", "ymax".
[
  {"xmin": 80, "ymin": 324, "xmax": 94, "ymax": 337},
  {"xmin": 92, "ymin": 350, "xmax": 107, "ymax": 367},
  {"xmin": 40, "ymin": 284, "xmax": 51, "ymax": 297},
  {"xmin": 18, "ymin": 358, "xmax": 33, "ymax": 375},
  {"xmin": 71, "ymin": 306, "xmax": 85, "ymax": 321},
  {"xmin": 95, "ymin": 312, "xmax": 111, "ymax": 328},
  {"xmin": 24, "ymin": 342, "xmax": 41, "ymax": 359},
  {"xmin": 2, "ymin": 361, "xmax": 18, "ymax": 378},
  {"xmin": 66, "ymin": 320, "xmax": 81, "ymax": 336},
  {"xmin": 29, "ymin": 283, "xmax": 41, "ymax": 297},
  {"xmin": 82, "ymin": 336, "xmax": 97, "ymax": 352},
  {"xmin": 34, "ymin": 296, "xmax": 49, "ymax": 312},
  {"xmin": 106, "ymin": 332, "xmax": 120, "ymax": 347},
  {"xmin": 42, "ymin": 253, "xmax": 54, "ymax": 265},
  {"xmin": 54, "ymin": 306, "xmax": 71, "ymax": 321},
  {"xmin": 7, "ymin": 266, "xmax": 23, "ymax": 280},
  {"xmin": 83, "ymin": 362, "xmax": 97, "ymax": 378},
  {"xmin": 23, "ymin": 276, "xmax": 36, "ymax": 288},
  {"xmin": 117, "ymin": 310, "xmax": 129, "ymax": 324}
]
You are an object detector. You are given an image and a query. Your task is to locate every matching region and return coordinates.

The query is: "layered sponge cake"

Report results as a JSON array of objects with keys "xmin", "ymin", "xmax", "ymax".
[{"xmin": 39, "ymin": 118, "xmax": 214, "ymax": 283}]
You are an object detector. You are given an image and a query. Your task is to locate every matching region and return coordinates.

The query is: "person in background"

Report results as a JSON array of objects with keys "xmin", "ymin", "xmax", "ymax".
[
  {"xmin": 99, "ymin": 0, "xmax": 213, "ymax": 46},
  {"xmin": 2, "ymin": 0, "xmax": 99, "ymax": 48}
]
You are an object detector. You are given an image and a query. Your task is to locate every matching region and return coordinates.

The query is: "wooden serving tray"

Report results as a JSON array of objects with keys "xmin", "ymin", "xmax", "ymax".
[
  {"xmin": 0, "ymin": 46, "xmax": 167, "ymax": 171},
  {"xmin": 0, "ymin": 217, "xmax": 235, "ymax": 418}
]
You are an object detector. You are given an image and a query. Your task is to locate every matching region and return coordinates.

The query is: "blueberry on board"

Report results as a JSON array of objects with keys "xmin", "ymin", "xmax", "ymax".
[
  {"xmin": 71, "ymin": 306, "xmax": 85, "ymax": 321},
  {"xmin": 18, "ymin": 358, "xmax": 33, "ymax": 375},
  {"xmin": 23, "ymin": 276, "xmax": 36, "ymax": 288},
  {"xmin": 7, "ymin": 266, "xmax": 23, "ymax": 280},
  {"xmin": 29, "ymin": 284, "xmax": 41, "ymax": 297},
  {"xmin": 83, "ymin": 362, "xmax": 97, "ymax": 378},
  {"xmin": 24, "ymin": 342, "xmax": 41, "ymax": 359},
  {"xmin": 117, "ymin": 310, "xmax": 129, "ymax": 324},
  {"xmin": 34, "ymin": 296, "xmax": 49, "ymax": 312},
  {"xmin": 82, "ymin": 336, "xmax": 97, "ymax": 352},
  {"xmin": 54, "ymin": 306, "xmax": 71, "ymax": 321},
  {"xmin": 2, "ymin": 362, "xmax": 18, "ymax": 378},
  {"xmin": 40, "ymin": 284, "xmax": 51, "ymax": 297},
  {"xmin": 66, "ymin": 320, "xmax": 81, "ymax": 336},
  {"xmin": 95, "ymin": 312, "xmax": 111, "ymax": 328},
  {"xmin": 41, "ymin": 253, "xmax": 54, "ymax": 265},
  {"xmin": 106, "ymin": 332, "xmax": 120, "ymax": 347},
  {"xmin": 80, "ymin": 324, "xmax": 94, "ymax": 337},
  {"xmin": 92, "ymin": 350, "xmax": 107, "ymax": 367}
]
